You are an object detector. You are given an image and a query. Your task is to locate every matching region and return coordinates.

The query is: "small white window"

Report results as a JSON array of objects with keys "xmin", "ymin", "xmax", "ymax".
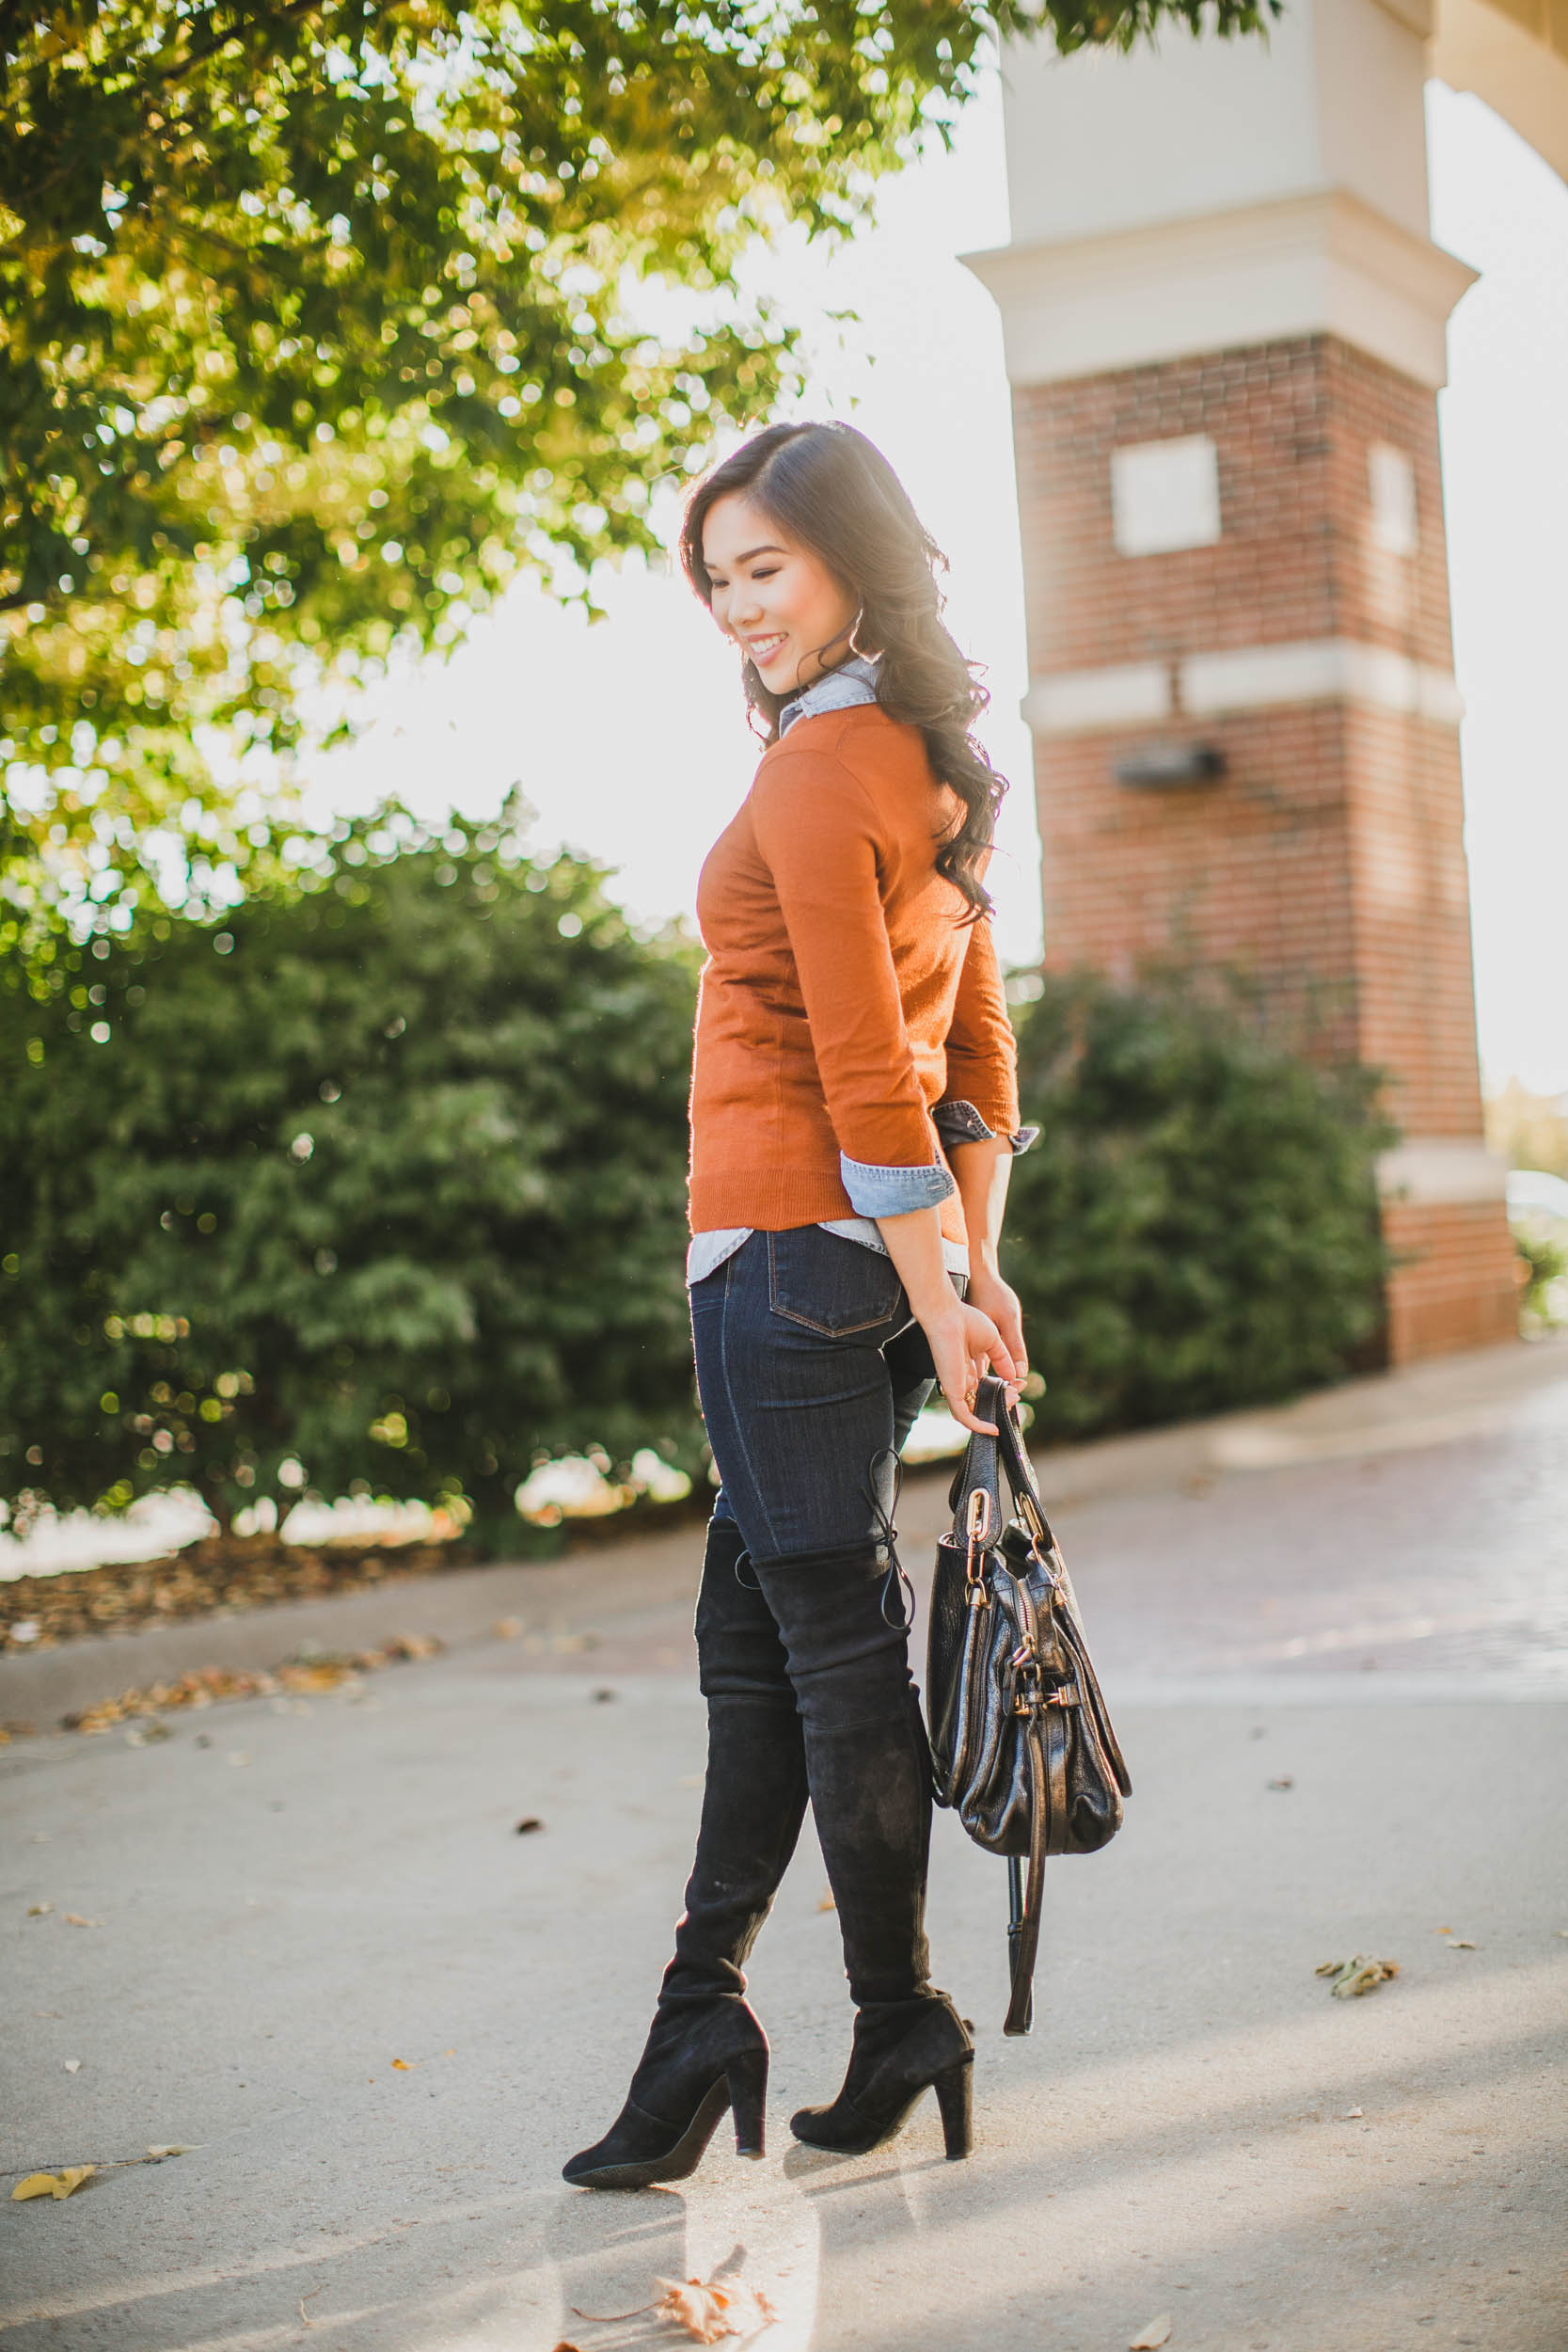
[
  {"xmin": 1369, "ymin": 442, "xmax": 1418, "ymax": 556},
  {"xmin": 1110, "ymin": 435, "xmax": 1221, "ymax": 558}
]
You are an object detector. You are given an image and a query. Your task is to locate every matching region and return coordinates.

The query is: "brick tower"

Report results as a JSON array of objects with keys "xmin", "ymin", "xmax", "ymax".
[{"xmin": 968, "ymin": 0, "xmax": 1519, "ymax": 1360}]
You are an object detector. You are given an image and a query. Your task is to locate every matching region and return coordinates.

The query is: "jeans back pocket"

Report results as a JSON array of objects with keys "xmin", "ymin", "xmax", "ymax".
[{"xmin": 767, "ymin": 1229, "xmax": 904, "ymax": 1337}]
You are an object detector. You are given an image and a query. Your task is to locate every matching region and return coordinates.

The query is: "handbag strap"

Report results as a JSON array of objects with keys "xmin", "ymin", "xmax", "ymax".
[
  {"xmin": 949, "ymin": 1374, "xmax": 1046, "ymax": 1545},
  {"xmin": 1004, "ymin": 1725, "xmax": 1049, "ymax": 2037}
]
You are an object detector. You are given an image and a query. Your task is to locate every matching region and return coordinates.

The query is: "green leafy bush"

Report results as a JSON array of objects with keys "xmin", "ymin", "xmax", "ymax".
[
  {"xmin": 3, "ymin": 891, "xmax": 1403, "ymax": 1550},
  {"xmin": 1514, "ymin": 1230, "xmax": 1567, "ymax": 1328},
  {"xmin": 1001, "ymin": 973, "xmax": 1395, "ymax": 1439},
  {"xmin": 0, "ymin": 806, "xmax": 702, "ymax": 1552}
]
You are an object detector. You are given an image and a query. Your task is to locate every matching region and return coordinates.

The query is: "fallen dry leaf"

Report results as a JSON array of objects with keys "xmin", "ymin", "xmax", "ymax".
[
  {"xmin": 63, "ymin": 2059, "xmax": 82, "ymax": 2074},
  {"xmin": 493, "ymin": 1617, "xmax": 524, "ymax": 1639},
  {"xmin": 1267, "ymin": 1776, "xmax": 1294, "ymax": 1790},
  {"xmin": 515, "ymin": 1816, "xmax": 545, "ymax": 1836},
  {"xmin": 654, "ymin": 2275, "xmax": 779, "ymax": 2344},
  {"xmin": 816, "ymin": 1888, "xmax": 837, "ymax": 1914},
  {"xmin": 1341, "ymin": 2106, "xmax": 1364, "ymax": 2120},
  {"xmin": 146, "ymin": 2145, "xmax": 188, "ymax": 2159},
  {"xmin": 65, "ymin": 1915, "xmax": 103, "ymax": 1929},
  {"xmin": 390, "ymin": 2059, "xmax": 414, "ymax": 2072},
  {"xmin": 26, "ymin": 1901, "xmax": 54, "ymax": 1917},
  {"xmin": 551, "ymin": 2342, "xmax": 583, "ymax": 2351},
  {"xmin": 1316, "ymin": 1954, "xmax": 1400, "ymax": 1998},
  {"xmin": 1129, "ymin": 2318, "xmax": 1173, "ymax": 2351},
  {"xmin": 1444, "ymin": 1938, "xmax": 1477, "ymax": 1950},
  {"xmin": 12, "ymin": 2167, "xmax": 94, "ymax": 2201},
  {"xmin": 396, "ymin": 1633, "xmax": 443, "ymax": 1660}
]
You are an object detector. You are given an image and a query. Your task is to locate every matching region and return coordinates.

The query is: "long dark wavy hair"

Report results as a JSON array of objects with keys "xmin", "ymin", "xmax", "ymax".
[{"xmin": 679, "ymin": 421, "xmax": 1006, "ymax": 919}]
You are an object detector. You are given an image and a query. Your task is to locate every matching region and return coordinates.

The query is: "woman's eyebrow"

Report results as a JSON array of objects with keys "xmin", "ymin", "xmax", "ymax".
[{"xmin": 709, "ymin": 543, "xmax": 786, "ymax": 567}]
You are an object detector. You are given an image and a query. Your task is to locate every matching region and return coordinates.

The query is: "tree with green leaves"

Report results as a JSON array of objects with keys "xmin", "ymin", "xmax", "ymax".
[
  {"xmin": 1, "ymin": 0, "xmax": 1275, "ymax": 945},
  {"xmin": 0, "ymin": 803, "xmax": 704, "ymax": 1552}
]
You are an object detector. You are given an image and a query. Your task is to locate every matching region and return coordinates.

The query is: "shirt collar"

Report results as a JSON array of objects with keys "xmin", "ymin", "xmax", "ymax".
[{"xmin": 777, "ymin": 654, "xmax": 880, "ymax": 738}]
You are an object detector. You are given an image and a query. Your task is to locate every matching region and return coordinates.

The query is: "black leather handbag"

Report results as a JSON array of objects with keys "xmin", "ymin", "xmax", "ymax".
[{"xmin": 927, "ymin": 1374, "xmax": 1132, "ymax": 2035}]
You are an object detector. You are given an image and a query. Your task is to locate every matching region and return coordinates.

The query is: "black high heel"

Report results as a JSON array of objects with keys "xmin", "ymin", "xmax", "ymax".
[
  {"xmin": 932, "ymin": 2058, "xmax": 974, "ymax": 2160},
  {"xmin": 789, "ymin": 1995, "xmax": 975, "ymax": 2160},
  {"xmin": 562, "ymin": 2021, "xmax": 768, "ymax": 2190}
]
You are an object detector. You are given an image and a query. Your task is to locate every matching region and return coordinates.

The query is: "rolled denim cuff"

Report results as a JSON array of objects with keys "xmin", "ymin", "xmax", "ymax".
[
  {"xmin": 839, "ymin": 1152, "xmax": 958, "ymax": 1216},
  {"xmin": 932, "ymin": 1098, "xmax": 1040, "ymax": 1155}
]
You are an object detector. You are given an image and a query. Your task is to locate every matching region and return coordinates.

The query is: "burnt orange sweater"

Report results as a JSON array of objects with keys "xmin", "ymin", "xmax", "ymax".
[{"xmin": 689, "ymin": 704, "xmax": 1022, "ymax": 1244}]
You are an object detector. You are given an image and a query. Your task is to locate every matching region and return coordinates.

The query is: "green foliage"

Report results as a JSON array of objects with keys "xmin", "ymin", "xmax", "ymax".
[
  {"xmin": 0, "ymin": 0, "xmax": 1276, "ymax": 942},
  {"xmin": 1514, "ymin": 1229, "xmax": 1567, "ymax": 1327},
  {"xmin": 1002, "ymin": 973, "xmax": 1396, "ymax": 1438},
  {"xmin": 0, "ymin": 802, "xmax": 703, "ymax": 1549},
  {"xmin": 6, "ymin": 901, "xmax": 1386, "ymax": 1553}
]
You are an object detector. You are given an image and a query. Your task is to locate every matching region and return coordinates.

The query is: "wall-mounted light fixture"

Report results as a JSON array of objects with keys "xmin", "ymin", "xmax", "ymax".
[{"xmin": 1114, "ymin": 742, "xmax": 1227, "ymax": 790}]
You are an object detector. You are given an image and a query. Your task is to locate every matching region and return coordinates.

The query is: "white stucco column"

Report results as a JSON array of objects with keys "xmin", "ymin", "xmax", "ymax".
[{"xmin": 968, "ymin": 0, "xmax": 1473, "ymax": 393}]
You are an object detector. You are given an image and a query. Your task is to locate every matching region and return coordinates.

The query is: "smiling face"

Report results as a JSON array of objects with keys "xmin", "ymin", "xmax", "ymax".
[{"xmin": 700, "ymin": 492, "xmax": 859, "ymax": 697}]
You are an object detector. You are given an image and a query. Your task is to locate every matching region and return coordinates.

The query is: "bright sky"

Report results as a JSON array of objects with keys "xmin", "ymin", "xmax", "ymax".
[{"xmin": 304, "ymin": 66, "xmax": 1568, "ymax": 1098}]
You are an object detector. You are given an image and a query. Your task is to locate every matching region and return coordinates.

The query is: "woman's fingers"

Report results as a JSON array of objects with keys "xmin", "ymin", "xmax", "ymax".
[
  {"xmin": 970, "ymin": 1316, "xmax": 1017, "ymax": 1391},
  {"xmin": 930, "ymin": 1335, "xmax": 993, "ymax": 1433},
  {"xmin": 936, "ymin": 1310, "xmax": 1020, "ymax": 1433}
]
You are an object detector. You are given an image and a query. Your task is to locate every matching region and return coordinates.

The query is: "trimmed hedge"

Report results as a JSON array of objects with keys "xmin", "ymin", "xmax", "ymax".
[
  {"xmin": 0, "ymin": 810, "xmax": 703, "ymax": 1554},
  {"xmin": 2, "ymin": 846, "xmax": 1398, "ymax": 1550},
  {"xmin": 1001, "ymin": 972, "xmax": 1395, "ymax": 1439}
]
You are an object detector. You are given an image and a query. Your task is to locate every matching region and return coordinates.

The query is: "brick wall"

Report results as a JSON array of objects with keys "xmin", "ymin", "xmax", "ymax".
[
  {"xmin": 1014, "ymin": 331, "xmax": 1517, "ymax": 1361},
  {"xmin": 1383, "ymin": 1202, "xmax": 1524, "ymax": 1360},
  {"xmin": 1013, "ymin": 334, "xmax": 1458, "ymax": 676}
]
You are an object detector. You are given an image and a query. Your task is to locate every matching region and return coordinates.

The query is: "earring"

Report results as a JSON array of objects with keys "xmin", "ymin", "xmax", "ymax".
[{"xmin": 847, "ymin": 606, "xmax": 871, "ymax": 658}]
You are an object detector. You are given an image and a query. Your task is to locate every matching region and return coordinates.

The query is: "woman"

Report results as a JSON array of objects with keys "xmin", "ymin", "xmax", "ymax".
[{"xmin": 563, "ymin": 421, "xmax": 1032, "ymax": 2190}]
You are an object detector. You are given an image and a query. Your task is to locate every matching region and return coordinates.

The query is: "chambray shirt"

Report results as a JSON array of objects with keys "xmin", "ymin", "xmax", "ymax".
[{"xmin": 686, "ymin": 659, "xmax": 1036, "ymax": 1288}]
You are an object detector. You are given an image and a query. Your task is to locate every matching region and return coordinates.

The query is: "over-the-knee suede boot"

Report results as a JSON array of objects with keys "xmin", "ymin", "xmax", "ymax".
[
  {"xmin": 562, "ymin": 1518, "xmax": 809, "ymax": 2189},
  {"xmin": 752, "ymin": 1545, "xmax": 974, "ymax": 2161}
]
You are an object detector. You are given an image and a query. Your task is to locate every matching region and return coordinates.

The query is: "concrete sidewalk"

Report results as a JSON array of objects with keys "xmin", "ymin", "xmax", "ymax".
[{"xmin": 3, "ymin": 1340, "xmax": 1566, "ymax": 2352}]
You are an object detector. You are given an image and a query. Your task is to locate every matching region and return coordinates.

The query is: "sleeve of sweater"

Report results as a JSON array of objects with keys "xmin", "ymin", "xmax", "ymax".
[
  {"xmin": 750, "ymin": 747, "xmax": 955, "ymax": 1213},
  {"xmin": 940, "ymin": 913, "xmax": 1022, "ymax": 1137}
]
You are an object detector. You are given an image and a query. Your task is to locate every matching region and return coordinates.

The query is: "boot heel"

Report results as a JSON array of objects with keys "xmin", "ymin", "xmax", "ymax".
[
  {"xmin": 727, "ymin": 2048, "xmax": 768, "ymax": 2159},
  {"xmin": 934, "ymin": 2059, "xmax": 974, "ymax": 2160}
]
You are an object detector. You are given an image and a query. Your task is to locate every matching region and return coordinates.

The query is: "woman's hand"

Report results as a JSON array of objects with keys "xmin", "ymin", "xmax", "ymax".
[
  {"xmin": 922, "ymin": 1298, "xmax": 1019, "ymax": 1436},
  {"xmin": 964, "ymin": 1265, "xmax": 1028, "ymax": 1395},
  {"xmin": 870, "ymin": 1201, "xmax": 1022, "ymax": 1434}
]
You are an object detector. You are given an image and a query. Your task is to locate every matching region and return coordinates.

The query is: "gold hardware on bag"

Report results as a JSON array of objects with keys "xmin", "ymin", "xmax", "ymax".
[{"xmin": 963, "ymin": 1487, "xmax": 992, "ymax": 1606}]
